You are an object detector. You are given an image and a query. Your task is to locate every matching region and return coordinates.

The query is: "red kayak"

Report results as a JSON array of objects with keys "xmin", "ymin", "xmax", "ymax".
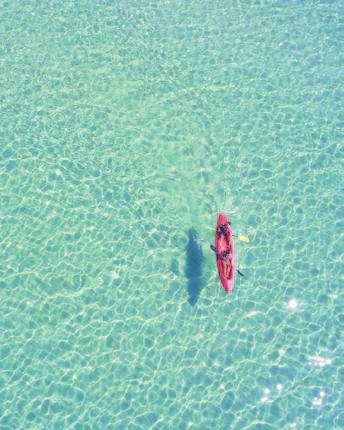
[{"xmin": 214, "ymin": 212, "xmax": 236, "ymax": 294}]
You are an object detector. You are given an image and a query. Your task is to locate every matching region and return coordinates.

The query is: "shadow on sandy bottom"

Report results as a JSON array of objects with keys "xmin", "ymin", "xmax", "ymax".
[{"xmin": 185, "ymin": 228, "xmax": 204, "ymax": 305}]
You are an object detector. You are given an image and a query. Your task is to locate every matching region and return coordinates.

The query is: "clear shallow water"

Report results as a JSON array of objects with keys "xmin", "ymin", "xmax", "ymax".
[{"xmin": 0, "ymin": 0, "xmax": 343, "ymax": 429}]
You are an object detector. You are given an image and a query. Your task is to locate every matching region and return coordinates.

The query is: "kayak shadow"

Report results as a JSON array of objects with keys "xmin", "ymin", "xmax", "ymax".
[{"xmin": 185, "ymin": 228, "xmax": 204, "ymax": 305}]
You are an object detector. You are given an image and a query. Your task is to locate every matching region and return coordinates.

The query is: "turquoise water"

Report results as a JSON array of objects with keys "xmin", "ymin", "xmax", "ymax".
[{"xmin": 1, "ymin": 0, "xmax": 343, "ymax": 429}]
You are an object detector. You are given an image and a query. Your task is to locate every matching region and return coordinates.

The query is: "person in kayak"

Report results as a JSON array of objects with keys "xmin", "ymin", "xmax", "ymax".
[
  {"xmin": 210, "ymin": 245, "xmax": 231, "ymax": 261},
  {"xmin": 223, "ymin": 258, "xmax": 232, "ymax": 279},
  {"xmin": 210, "ymin": 244, "xmax": 245, "ymax": 277},
  {"xmin": 217, "ymin": 222, "xmax": 231, "ymax": 236}
]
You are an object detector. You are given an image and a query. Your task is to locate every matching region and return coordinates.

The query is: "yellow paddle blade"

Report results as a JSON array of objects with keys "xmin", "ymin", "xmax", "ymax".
[{"xmin": 239, "ymin": 235, "xmax": 250, "ymax": 243}]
